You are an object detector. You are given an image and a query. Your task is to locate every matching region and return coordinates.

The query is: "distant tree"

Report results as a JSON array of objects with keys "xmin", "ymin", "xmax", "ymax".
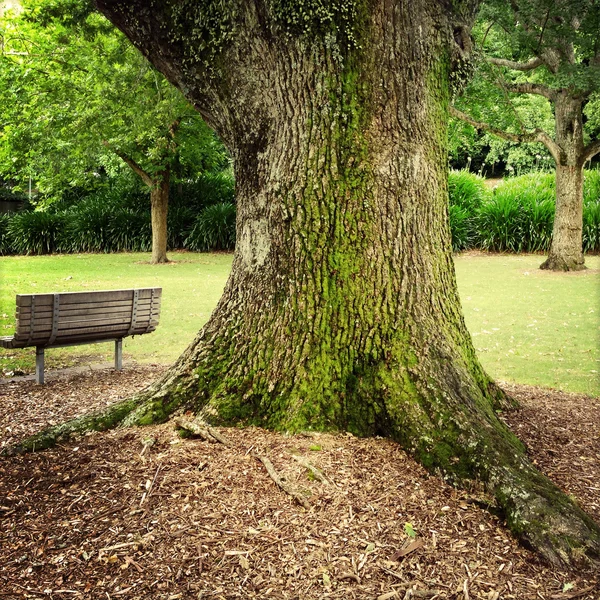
[
  {"xmin": 0, "ymin": 1, "xmax": 228, "ymax": 263},
  {"xmin": 452, "ymin": 0, "xmax": 600, "ymax": 271}
]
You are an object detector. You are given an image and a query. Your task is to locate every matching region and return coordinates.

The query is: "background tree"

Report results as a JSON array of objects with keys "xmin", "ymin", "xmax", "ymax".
[
  {"xmin": 451, "ymin": 0, "xmax": 600, "ymax": 271},
  {"xmin": 0, "ymin": 1, "xmax": 227, "ymax": 262},
  {"xmin": 11, "ymin": 0, "xmax": 600, "ymax": 566}
]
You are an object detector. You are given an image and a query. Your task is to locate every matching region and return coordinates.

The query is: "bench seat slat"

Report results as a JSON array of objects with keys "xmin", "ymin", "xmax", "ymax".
[
  {"xmin": 16, "ymin": 315, "xmax": 157, "ymax": 336},
  {"xmin": 16, "ymin": 288, "xmax": 161, "ymax": 307},
  {"xmin": 16, "ymin": 298, "xmax": 157, "ymax": 316},
  {"xmin": 16, "ymin": 308, "xmax": 157, "ymax": 329}
]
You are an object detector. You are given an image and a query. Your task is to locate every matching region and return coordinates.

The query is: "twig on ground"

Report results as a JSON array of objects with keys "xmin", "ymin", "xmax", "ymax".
[
  {"xmin": 291, "ymin": 454, "xmax": 330, "ymax": 484},
  {"xmin": 255, "ymin": 454, "xmax": 311, "ymax": 510}
]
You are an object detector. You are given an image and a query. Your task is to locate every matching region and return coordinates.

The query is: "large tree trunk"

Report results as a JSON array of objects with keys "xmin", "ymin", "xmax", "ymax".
[
  {"xmin": 541, "ymin": 93, "xmax": 586, "ymax": 271},
  {"xmin": 150, "ymin": 167, "xmax": 170, "ymax": 264},
  {"xmin": 24, "ymin": 0, "xmax": 597, "ymax": 565}
]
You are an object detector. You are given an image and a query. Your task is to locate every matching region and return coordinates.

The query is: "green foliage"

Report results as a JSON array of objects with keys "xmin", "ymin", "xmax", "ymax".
[
  {"xmin": 448, "ymin": 204, "xmax": 474, "ymax": 251},
  {"xmin": 0, "ymin": 2, "xmax": 230, "ymax": 207},
  {"xmin": 448, "ymin": 170, "xmax": 486, "ymax": 250},
  {"xmin": 185, "ymin": 203, "xmax": 236, "ymax": 252},
  {"xmin": 175, "ymin": 171, "xmax": 235, "ymax": 209},
  {"xmin": 583, "ymin": 203, "xmax": 600, "ymax": 253},
  {"xmin": 6, "ymin": 210, "xmax": 67, "ymax": 254},
  {"xmin": 0, "ymin": 213, "xmax": 12, "ymax": 255},
  {"xmin": 477, "ymin": 174, "xmax": 555, "ymax": 252},
  {"xmin": 167, "ymin": 206, "xmax": 195, "ymax": 250},
  {"xmin": 448, "ymin": 170, "xmax": 486, "ymax": 211}
]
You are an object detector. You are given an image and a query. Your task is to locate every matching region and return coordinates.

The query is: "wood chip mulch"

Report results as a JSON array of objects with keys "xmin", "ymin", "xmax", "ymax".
[{"xmin": 0, "ymin": 368, "xmax": 599, "ymax": 600}]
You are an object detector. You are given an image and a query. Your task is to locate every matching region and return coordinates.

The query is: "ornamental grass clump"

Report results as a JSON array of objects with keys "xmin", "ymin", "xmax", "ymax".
[
  {"xmin": 7, "ymin": 210, "xmax": 67, "ymax": 255},
  {"xmin": 185, "ymin": 202, "xmax": 236, "ymax": 251},
  {"xmin": 0, "ymin": 213, "xmax": 13, "ymax": 255},
  {"xmin": 107, "ymin": 209, "xmax": 152, "ymax": 252},
  {"xmin": 476, "ymin": 173, "xmax": 555, "ymax": 252},
  {"xmin": 448, "ymin": 170, "xmax": 487, "ymax": 251}
]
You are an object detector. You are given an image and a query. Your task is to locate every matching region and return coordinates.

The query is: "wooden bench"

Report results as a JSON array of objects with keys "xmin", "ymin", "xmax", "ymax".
[{"xmin": 0, "ymin": 288, "xmax": 161, "ymax": 384}]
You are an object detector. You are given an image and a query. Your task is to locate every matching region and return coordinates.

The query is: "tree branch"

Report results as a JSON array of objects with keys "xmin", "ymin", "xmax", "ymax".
[
  {"xmin": 449, "ymin": 106, "xmax": 561, "ymax": 163},
  {"xmin": 504, "ymin": 82, "xmax": 557, "ymax": 101},
  {"xmin": 487, "ymin": 56, "xmax": 544, "ymax": 72},
  {"xmin": 581, "ymin": 139, "xmax": 600, "ymax": 165},
  {"xmin": 103, "ymin": 141, "xmax": 154, "ymax": 187}
]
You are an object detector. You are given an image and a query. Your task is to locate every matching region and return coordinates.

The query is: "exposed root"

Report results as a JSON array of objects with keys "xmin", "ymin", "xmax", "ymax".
[
  {"xmin": 2, "ymin": 397, "xmax": 139, "ymax": 456},
  {"xmin": 175, "ymin": 417, "xmax": 312, "ymax": 510},
  {"xmin": 540, "ymin": 255, "xmax": 586, "ymax": 271},
  {"xmin": 493, "ymin": 465, "xmax": 600, "ymax": 567},
  {"xmin": 174, "ymin": 417, "xmax": 233, "ymax": 447}
]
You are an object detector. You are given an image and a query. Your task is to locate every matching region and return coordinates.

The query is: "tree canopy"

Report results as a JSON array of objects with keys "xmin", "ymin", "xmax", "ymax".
[{"xmin": 452, "ymin": 0, "xmax": 600, "ymax": 270}]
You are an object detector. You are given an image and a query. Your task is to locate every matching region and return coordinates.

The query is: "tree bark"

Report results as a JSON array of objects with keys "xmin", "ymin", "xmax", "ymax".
[
  {"xmin": 540, "ymin": 94, "xmax": 586, "ymax": 271},
  {"xmin": 150, "ymin": 167, "xmax": 170, "ymax": 264},
  {"xmin": 29, "ymin": 0, "xmax": 596, "ymax": 566}
]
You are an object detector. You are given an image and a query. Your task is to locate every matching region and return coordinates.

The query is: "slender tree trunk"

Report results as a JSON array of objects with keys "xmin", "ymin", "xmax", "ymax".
[
  {"xmin": 25, "ymin": 0, "xmax": 596, "ymax": 565},
  {"xmin": 150, "ymin": 167, "xmax": 170, "ymax": 264},
  {"xmin": 541, "ymin": 94, "xmax": 586, "ymax": 271}
]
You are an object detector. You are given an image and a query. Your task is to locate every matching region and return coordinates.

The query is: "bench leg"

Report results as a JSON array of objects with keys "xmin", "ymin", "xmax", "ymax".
[
  {"xmin": 115, "ymin": 339, "xmax": 123, "ymax": 370},
  {"xmin": 36, "ymin": 347, "xmax": 44, "ymax": 385}
]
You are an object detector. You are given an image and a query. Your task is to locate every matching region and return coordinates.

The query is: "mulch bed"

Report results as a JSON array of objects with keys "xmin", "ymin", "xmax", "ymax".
[{"xmin": 0, "ymin": 367, "xmax": 598, "ymax": 600}]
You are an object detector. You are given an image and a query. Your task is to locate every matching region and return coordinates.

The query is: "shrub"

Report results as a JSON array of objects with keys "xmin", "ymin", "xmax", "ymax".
[
  {"xmin": 63, "ymin": 198, "xmax": 114, "ymax": 252},
  {"xmin": 0, "ymin": 213, "xmax": 13, "ymax": 255},
  {"xmin": 583, "ymin": 202, "xmax": 600, "ymax": 253},
  {"xmin": 174, "ymin": 171, "xmax": 235, "ymax": 210},
  {"xmin": 7, "ymin": 210, "xmax": 67, "ymax": 255},
  {"xmin": 107, "ymin": 209, "xmax": 152, "ymax": 252},
  {"xmin": 584, "ymin": 169, "xmax": 600, "ymax": 205},
  {"xmin": 167, "ymin": 206, "xmax": 196, "ymax": 249},
  {"xmin": 185, "ymin": 202, "xmax": 236, "ymax": 251},
  {"xmin": 476, "ymin": 173, "xmax": 555, "ymax": 252},
  {"xmin": 448, "ymin": 204, "xmax": 474, "ymax": 251},
  {"xmin": 448, "ymin": 170, "xmax": 487, "ymax": 212}
]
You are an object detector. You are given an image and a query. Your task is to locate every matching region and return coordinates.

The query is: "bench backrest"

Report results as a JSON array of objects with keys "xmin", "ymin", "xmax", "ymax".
[{"xmin": 14, "ymin": 288, "xmax": 161, "ymax": 348}]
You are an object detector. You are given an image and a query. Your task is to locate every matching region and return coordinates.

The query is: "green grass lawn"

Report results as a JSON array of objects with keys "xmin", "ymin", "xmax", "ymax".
[
  {"xmin": 454, "ymin": 252, "xmax": 600, "ymax": 396},
  {"xmin": 1, "ymin": 251, "xmax": 598, "ymax": 396}
]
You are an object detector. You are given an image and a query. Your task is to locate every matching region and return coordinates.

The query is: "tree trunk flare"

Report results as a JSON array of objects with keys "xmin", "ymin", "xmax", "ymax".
[
  {"xmin": 150, "ymin": 168, "xmax": 170, "ymax": 264},
  {"xmin": 541, "ymin": 93, "xmax": 586, "ymax": 271},
  {"xmin": 61, "ymin": 0, "xmax": 600, "ymax": 565}
]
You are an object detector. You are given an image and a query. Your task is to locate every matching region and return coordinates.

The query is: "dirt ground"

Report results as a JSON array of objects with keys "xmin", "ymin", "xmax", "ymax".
[{"xmin": 0, "ymin": 366, "xmax": 599, "ymax": 600}]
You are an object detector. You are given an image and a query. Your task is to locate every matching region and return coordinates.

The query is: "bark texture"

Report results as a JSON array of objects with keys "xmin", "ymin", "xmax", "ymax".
[
  {"xmin": 28, "ymin": 0, "xmax": 596, "ymax": 565},
  {"xmin": 540, "ymin": 94, "xmax": 586, "ymax": 271},
  {"xmin": 150, "ymin": 167, "xmax": 170, "ymax": 264}
]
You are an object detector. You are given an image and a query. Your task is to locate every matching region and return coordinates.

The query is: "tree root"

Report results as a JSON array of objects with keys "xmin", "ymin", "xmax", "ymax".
[
  {"xmin": 1, "ymin": 397, "xmax": 140, "ymax": 456},
  {"xmin": 540, "ymin": 255, "xmax": 586, "ymax": 271},
  {"xmin": 492, "ymin": 464, "xmax": 600, "ymax": 567},
  {"xmin": 255, "ymin": 455, "xmax": 311, "ymax": 510},
  {"xmin": 173, "ymin": 417, "xmax": 233, "ymax": 447}
]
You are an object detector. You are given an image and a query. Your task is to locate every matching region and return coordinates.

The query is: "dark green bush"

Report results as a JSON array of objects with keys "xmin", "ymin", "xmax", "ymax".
[
  {"xmin": 448, "ymin": 170, "xmax": 487, "ymax": 212},
  {"xmin": 583, "ymin": 202, "xmax": 600, "ymax": 253},
  {"xmin": 447, "ymin": 170, "xmax": 487, "ymax": 250},
  {"xmin": 0, "ymin": 213, "xmax": 13, "ymax": 255},
  {"xmin": 448, "ymin": 205, "xmax": 474, "ymax": 251},
  {"xmin": 584, "ymin": 169, "xmax": 600, "ymax": 205},
  {"xmin": 7, "ymin": 210, "xmax": 67, "ymax": 255},
  {"xmin": 174, "ymin": 171, "xmax": 235, "ymax": 210},
  {"xmin": 64, "ymin": 199, "xmax": 113, "ymax": 252},
  {"xmin": 107, "ymin": 209, "xmax": 152, "ymax": 252},
  {"xmin": 185, "ymin": 202, "xmax": 236, "ymax": 251},
  {"xmin": 167, "ymin": 206, "xmax": 196, "ymax": 249},
  {"xmin": 476, "ymin": 173, "xmax": 555, "ymax": 252}
]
